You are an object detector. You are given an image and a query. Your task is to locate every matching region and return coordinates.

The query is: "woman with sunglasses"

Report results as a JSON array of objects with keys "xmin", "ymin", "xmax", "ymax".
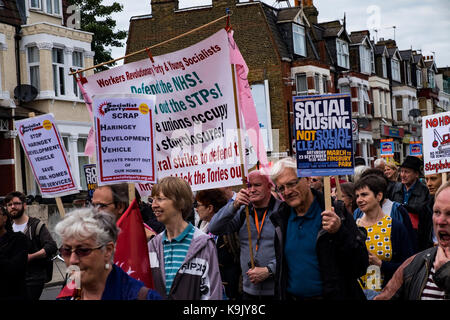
[
  {"xmin": 54, "ymin": 208, "xmax": 161, "ymax": 300},
  {"xmin": 0, "ymin": 206, "xmax": 28, "ymax": 300}
]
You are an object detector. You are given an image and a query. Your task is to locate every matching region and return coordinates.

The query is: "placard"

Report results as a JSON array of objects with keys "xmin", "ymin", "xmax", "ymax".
[
  {"xmin": 83, "ymin": 29, "xmax": 244, "ymax": 191},
  {"xmin": 15, "ymin": 114, "xmax": 79, "ymax": 197},
  {"xmin": 422, "ymin": 111, "xmax": 450, "ymax": 174},
  {"xmin": 409, "ymin": 141, "xmax": 422, "ymax": 157},
  {"xmin": 380, "ymin": 138, "xmax": 395, "ymax": 157},
  {"xmin": 83, "ymin": 164, "xmax": 97, "ymax": 200},
  {"xmin": 93, "ymin": 94, "xmax": 157, "ymax": 185},
  {"xmin": 293, "ymin": 94, "xmax": 353, "ymax": 177}
]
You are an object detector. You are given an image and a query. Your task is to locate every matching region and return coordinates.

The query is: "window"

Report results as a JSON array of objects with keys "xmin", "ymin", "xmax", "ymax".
[
  {"xmin": 339, "ymin": 84, "xmax": 350, "ymax": 94},
  {"xmin": 296, "ymin": 73, "xmax": 307, "ymax": 95},
  {"xmin": 322, "ymin": 75, "xmax": 328, "ymax": 93},
  {"xmin": 30, "ymin": 0, "xmax": 60, "ymax": 15},
  {"xmin": 428, "ymin": 70, "xmax": 435, "ymax": 88},
  {"xmin": 77, "ymin": 137, "xmax": 89, "ymax": 190},
  {"xmin": 52, "ymin": 48, "xmax": 65, "ymax": 96},
  {"xmin": 72, "ymin": 51, "xmax": 84, "ymax": 99},
  {"xmin": 360, "ymin": 45, "xmax": 372, "ymax": 74},
  {"xmin": 406, "ymin": 63, "xmax": 411, "ymax": 85},
  {"xmin": 30, "ymin": 0, "xmax": 41, "ymax": 9},
  {"xmin": 46, "ymin": 0, "xmax": 60, "ymax": 15},
  {"xmin": 292, "ymin": 23, "xmax": 306, "ymax": 57},
  {"xmin": 28, "ymin": 46, "xmax": 40, "ymax": 91},
  {"xmin": 391, "ymin": 58, "xmax": 401, "ymax": 82},
  {"xmin": 382, "ymin": 55, "xmax": 387, "ymax": 78},
  {"xmin": 336, "ymin": 39, "xmax": 349, "ymax": 69},
  {"xmin": 314, "ymin": 74, "xmax": 320, "ymax": 94},
  {"xmin": 416, "ymin": 68, "xmax": 422, "ymax": 88}
]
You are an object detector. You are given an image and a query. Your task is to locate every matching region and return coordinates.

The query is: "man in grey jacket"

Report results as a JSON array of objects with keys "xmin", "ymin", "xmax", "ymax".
[{"xmin": 208, "ymin": 169, "xmax": 281, "ymax": 300}]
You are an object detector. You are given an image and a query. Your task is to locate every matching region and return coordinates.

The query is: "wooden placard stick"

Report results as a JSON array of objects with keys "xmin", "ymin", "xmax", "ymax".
[
  {"xmin": 28, "ymin": 112, "xmax": 66, "ymax": 217},
  {"xmin": 323, "ymin": 176, "xmax": 332, "ymax": 211},
  {"xmin": 231, "ymin": 65, "xmax": 255, "ymax": 269},
  {"xmin": 442, "ymin": 172, "xmax": 447, "ymax": 183},
  {"xmin": 128, "ymin": 183, "xmax": 136, "ymax": 205},
  {"xmin": 334, "ymin": 175, "xmax": 343, "ymax": 201}
]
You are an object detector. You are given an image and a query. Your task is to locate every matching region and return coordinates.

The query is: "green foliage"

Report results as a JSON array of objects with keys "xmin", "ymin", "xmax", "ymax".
[{"xmin": 68, "ymin": 0, "xmax": 127, "ymax": 71}]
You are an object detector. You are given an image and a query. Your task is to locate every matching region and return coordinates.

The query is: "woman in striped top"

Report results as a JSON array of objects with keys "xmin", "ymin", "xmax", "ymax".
[{"xmin": 148, "ymin": 177, "xmax": 223, "ymax": 299}]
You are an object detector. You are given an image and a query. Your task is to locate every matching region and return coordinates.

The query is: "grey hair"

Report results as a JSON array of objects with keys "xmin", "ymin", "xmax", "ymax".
[
  {"xmin": 270, "ymin": 157, "xmax": 297, "ymax": 183},
  {"xmin": 374, "ymin": 158, "xmax": 387, "ymax": 167},
  {"xmin": 55, "ymin": 208, "xmax": 119, "ymax": 246},
  {"xmin": 353, "ymin": 165, "xmax": 370, "ymax": 183}
]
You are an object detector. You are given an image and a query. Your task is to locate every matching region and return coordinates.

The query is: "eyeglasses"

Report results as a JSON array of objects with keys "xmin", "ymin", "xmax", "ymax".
[
  {"xmin": 311, "ymin": 178, "xmax": 320, "ymax": 182},
  {"xmin": 6, "ymin": 202, "xmax": 23, "ymax": 207},
  {"xmin": 91, "ymin": 202, "xmax": 114, "ymax": 209},
  {"xmin": 59, "ymin": 245, "xmax": 104, "ymax": 259},
  {"xmin": 275, "ymin": 178, "xmax": 301, "ymax": 194}
]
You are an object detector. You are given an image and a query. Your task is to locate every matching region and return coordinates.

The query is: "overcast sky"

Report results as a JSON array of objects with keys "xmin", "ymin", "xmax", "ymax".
[{"xmin": 102, "ymin": 0, "xmax": 450, "ymax": 68}]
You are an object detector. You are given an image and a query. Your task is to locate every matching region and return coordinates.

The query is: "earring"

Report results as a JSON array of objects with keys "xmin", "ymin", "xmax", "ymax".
[{"xmin": 105, "ymin": 263, "xmax": 110, "ymax": 270}]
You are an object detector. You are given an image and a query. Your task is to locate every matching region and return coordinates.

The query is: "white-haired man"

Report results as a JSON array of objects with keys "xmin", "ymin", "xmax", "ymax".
[{"xmin": 269, "ymin": 157, "xmax": 369, "ymax": 300}]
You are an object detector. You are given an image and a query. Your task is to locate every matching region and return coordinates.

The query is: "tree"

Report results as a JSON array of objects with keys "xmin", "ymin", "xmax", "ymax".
[{"xmin": 67, "ymin": 0, "xmax": 127, "ymax": 72}]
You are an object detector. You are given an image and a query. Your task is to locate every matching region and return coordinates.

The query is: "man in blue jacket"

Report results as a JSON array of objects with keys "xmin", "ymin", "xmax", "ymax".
[{"xmin": 269, "ymin": 158, "xmax": 369, "ymax": 300}]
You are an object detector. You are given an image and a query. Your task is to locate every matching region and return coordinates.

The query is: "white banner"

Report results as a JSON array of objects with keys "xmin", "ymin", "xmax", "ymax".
[
  {"xmin": 422, "ymin": 111, "xmax": 450, "ymax": 175},
  {"xmin": 84, "ymin": 29, "xmax": 244, "ymax": 191},
  {"xmin": 93, "ymin": 94, "xmax": 157, "ymax": 185},
  {"xmin": 15, "ymin": 114, "xmax": 79, "ymax": 197}
]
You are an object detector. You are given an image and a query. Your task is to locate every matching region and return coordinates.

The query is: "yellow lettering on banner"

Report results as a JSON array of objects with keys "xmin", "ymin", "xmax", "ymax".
[{"xmin": 296, "ymin": 130, "xmax": 316, "ymax": 141}]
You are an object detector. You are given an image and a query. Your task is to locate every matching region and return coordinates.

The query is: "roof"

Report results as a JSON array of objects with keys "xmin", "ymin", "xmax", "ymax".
[
  {"xmin": 317, "ymin": 20, "xmax": 342, "ymax": 37},
  {"xmin": 399, "ymin": 49, "xmax": 413, "ymax": 61},
  {"xmin": 0, "ymin": 0, "xmax": 23, "ymax": 26},
  {"xmin": 413, "ymin": 54, "xmax": 423, "ymax": 64},
  {"xmin": 276, "ymin": 7, "xmax": 301, "ymax": 22},
  {"xmin": 387, "ymin": 47, "xmax": 399, "ymax": 58},
  {"xmin": 349, "ymin": 30, "xmax": 370, "ymax": 44},
  {"xmin": 374, "ymin": 44, "xmax": 387, "ymax": 56},
  {"xmin": 261, "ymin": 3, "xmax": 291, "ymax": 60}
]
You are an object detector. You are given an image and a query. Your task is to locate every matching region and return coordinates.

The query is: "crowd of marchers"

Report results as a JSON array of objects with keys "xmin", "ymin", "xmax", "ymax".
[{"xmin": 0, "ymin": 155, "xmax": 449, "ymax": 301}]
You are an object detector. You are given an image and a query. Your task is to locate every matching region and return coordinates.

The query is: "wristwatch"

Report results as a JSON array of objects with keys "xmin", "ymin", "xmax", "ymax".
[{"xmin": 266, "ymin": 265, "xmax": 274, "ymax": 278}]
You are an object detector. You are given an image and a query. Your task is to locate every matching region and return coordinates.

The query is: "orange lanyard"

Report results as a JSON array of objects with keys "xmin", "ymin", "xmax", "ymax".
[{"xmin": 254, "ymin": 208, "xmax": 267, "ymax": 252}]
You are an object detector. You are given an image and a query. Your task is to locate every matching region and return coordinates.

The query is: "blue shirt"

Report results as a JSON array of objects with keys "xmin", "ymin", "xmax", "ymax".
[
  {"xmin": 163, "ymin": 223, "xmax": 194, "ymax": 295},
  {"xmin": 402, "ymin": 180, "xmax": 417, "ymax": 204},
  {"xmin": 284, "ymin": 199, "xmax": 323, "ymax": 298}
]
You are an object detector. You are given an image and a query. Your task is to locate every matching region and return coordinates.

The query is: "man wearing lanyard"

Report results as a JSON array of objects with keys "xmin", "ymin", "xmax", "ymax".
[{"xmin": 208, "ymin": 169, "xmax": 282, "ymax": 300}]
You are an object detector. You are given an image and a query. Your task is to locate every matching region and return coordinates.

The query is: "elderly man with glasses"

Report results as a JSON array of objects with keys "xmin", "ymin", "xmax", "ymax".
[{"xmin": 269, "ymin": 158, "xmax": 369, "ymax": 300}]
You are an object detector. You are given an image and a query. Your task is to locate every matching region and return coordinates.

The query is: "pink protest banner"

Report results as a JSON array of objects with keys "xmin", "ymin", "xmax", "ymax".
[
  {"xmin": 15, "ymin": 114, "xmax": 79, "ymax": 197},
  {"xmin": 227, "ymin": 30, "xmax": 269, "ymax": 175},
  {"xmin": 82, "ymin": 29, "xmax": 249, "ymax": 191}
]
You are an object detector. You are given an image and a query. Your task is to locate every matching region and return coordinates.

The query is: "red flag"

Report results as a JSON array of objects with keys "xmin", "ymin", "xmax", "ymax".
[{"xmin": 114, "ymin": 199, "xmax": 154, "ymax": 288}]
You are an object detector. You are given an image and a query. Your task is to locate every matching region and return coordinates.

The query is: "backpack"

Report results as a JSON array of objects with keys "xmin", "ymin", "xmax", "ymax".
[{"xmin": 31, "ymin": 221, "xmax": 54, "ymax": 283}]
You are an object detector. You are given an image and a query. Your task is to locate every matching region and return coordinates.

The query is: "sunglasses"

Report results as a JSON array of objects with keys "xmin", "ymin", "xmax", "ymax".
[{"xmin": 59, "ymin": 245, "xmax": 104, "ymax": 258}]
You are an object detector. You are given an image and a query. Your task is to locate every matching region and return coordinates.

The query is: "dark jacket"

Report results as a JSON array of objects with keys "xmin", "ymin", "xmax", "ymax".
[
  {"xmin": 0, "ymin": 231, "xmax": 28, "ymax": 300},
  {"xmin": 393, "ymin": 246, "xmax": 450, "ymax": 300},
  {"xmin": 25, "ymin": 217, "xmax": 58, "ymax": 285},
  {"xmin": 390, "ymin": 180, "xmax": 432, "ymax": 251},
  {"xmin": 270, "ymin": 188, "xmax": 369, "ymax": 300}
]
